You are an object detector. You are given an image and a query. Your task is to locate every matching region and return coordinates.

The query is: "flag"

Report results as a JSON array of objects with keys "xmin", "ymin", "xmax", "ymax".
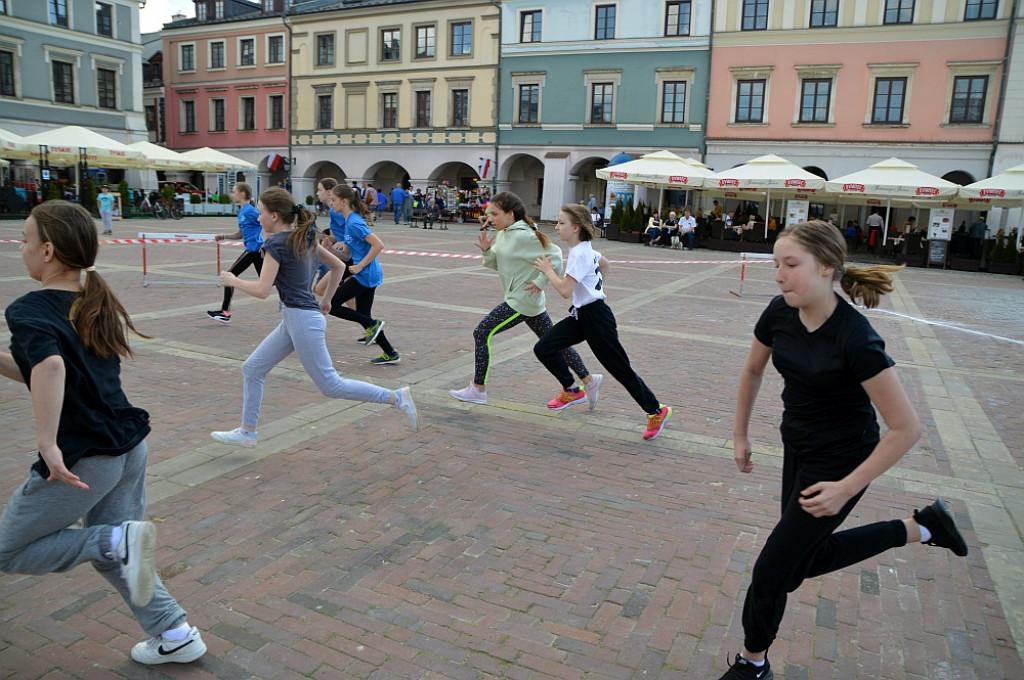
[
  {"xmin": 478, "ymin": 157, "xmax": 492, "ymax": 180},
  {"xmin": 268, "ymin": 152, "xmax": 282, "ymax": 171}
]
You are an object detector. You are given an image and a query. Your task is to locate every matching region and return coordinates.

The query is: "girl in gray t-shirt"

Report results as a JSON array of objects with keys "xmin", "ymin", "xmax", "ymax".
[{"xmin": 210, "ymin": 187, "xmax": 418, "ymax": 447}]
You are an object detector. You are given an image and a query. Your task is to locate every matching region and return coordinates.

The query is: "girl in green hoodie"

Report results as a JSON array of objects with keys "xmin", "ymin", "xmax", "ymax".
[{"xmin": 449, "ymin": 192, "xmax": 602, "ymax": 409}]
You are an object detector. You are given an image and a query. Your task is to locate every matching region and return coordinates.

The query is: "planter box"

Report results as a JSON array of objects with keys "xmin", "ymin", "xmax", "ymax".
[
  {"xmin": 949, "ymin": 257, "xmax": 981, "ymax": 272},
  {"xmin": 984, "ymin": 261, "xmax": 1021, "ymax": 275},
  {"xmin": 618, "ymin": 232, "xmax": 642, "ymax": 243},
  {"xmin": 605, "ymin": 222, "xmax": 619, "ymax": 240}
]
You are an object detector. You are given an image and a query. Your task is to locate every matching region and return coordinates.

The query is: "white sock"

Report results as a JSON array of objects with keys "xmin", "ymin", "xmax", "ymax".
[
  {"xmin": 743, "ymin": 656, "xmax": 766, "ymax": 667},
  {"xmin": 109, "ymin": 525, "xmax": 125, "ymax": 556},
  {"xmin": 919, "ymin": 525, "xmax": 932, "ymax": 543},
  {"xmin": 161, "ymin": 623, "xmax": 190, "ymax": 641}
]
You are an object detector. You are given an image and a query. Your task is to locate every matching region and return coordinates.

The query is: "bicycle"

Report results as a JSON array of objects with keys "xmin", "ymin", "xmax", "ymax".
[
  {"xmin": 139, "ymin": 193, "xmax": 166, "ymax": 219},
  {"xmin": 165, "ymin": 196, "xmax": 183, "ymax": 220}
]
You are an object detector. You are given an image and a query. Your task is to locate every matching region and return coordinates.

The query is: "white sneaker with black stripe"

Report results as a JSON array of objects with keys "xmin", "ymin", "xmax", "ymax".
[
  {"xmin": 118, "ymin": 521, "xmax": 157, "ymax": 607},
  {"xmin": 131, "ymin": 626, "xmax": 207, "ymax": 665}
]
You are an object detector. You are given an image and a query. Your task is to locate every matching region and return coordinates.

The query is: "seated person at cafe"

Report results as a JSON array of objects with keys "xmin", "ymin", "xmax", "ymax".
[
  {"xmin": 644, "ymin": 211, "xmax": 662, "ymax": 246},
  {"xmin": 659, "ymin": 211, "xmax": 679, "ymax": 247}
]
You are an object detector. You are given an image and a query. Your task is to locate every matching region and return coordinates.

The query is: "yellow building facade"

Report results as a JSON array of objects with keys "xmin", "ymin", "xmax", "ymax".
[{"xmin": 289, "ymin": 0, "xmax": 499, "ymax": 202}]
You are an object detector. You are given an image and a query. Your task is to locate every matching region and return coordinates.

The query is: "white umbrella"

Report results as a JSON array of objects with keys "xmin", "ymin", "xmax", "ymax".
[
  {"xmin": 826, "ymin": 158, "xmax": 960, "ymax": 245},
  {"xmin": 0, "ymin": 127, "xmax": 37, "ymax": 161},
  {"xmin": 959, "ymin": 163, "xmax": 1024, "ymax": 246},
  {"xmin": 128, "ymin": 140, "xmax": 201, "ymax": 171},
  {"xmin": 21, "ymin": 125, "xmax": 144, "ymax": 167},
  {"xmin": 706, "ymin": 154, "xmax": 826, "ymax": 238},
  {"xmin": 178, "ymin": 147, "xmax": 257, "ymax": 172},
  {"xmin": 595, "ymin": 149, "xmax": 713, "ymax": 213}
]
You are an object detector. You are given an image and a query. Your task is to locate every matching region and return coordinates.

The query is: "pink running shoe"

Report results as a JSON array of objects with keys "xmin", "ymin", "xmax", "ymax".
[
  {"xmin": 547, "ymin": 389, "xmax": 587, "ymax": 411},
  {"xmin": 643, "ymin": 405, "xmax": 672, "ymax": 440},
  {"xmin": 449, "ymin": 384, "xmax": 487, "ymax": 405}
]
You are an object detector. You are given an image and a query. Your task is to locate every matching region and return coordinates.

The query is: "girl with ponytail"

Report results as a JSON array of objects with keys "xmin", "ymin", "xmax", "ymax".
[
  {"xmin": 212, "ymin": 187, "xmax": 418, "ymax": 448},
  {"xmin": 0, "ymin": 200, "xmax": 206, "ymax": 666},
  {"xmin": 449, "ymin": 191, "xmax": 600, "ymax": 409},
  {"xmin": 718, "ymin": 219, "xmax": 967, "ymax": 679}
]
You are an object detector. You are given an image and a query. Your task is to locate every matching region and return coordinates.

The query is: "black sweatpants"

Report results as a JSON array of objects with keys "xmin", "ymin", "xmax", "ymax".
[
  {"xmin": 220, "ymin": 250, "xmax": 263, "ymax": 312},
  {"xmin": 534, "ymin": 299, "xmax": 660, "ymax": 415},
  {"xmin": 741, "ymin": 445, "xmax": 908, "ymax": 653},
  {"xmin": 328, "ymin": 277, "xmax": 396, "ymax": 356}
]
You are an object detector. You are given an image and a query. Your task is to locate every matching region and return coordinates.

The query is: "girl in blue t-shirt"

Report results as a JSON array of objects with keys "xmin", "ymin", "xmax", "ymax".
[
  {"xmin": 317, "ymin": 183, "xmax": 400, "ymax": 365},
  {"xmin": 211, "ymin": 187, "xmax": 418, "ymax": 448},
  {"xmin": 718, "ymin": 220, "xmax": 968, "ymax": 680},
  {"xmin": 206, "ymin": 182, "xmax": 263, "ymax": 324}
]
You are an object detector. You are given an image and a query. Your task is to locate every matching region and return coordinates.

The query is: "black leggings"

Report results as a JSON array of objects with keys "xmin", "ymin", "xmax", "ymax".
[
  {"xmin": 741, "ymin": 446, "xmax": 908, "ymax": 653},
  {"xmin": 534, "ymin": 299, "xmax": 660, "ymax": 414},
  {"xmin": 220, "ymin": 250, "xmax": 263, "ymax": 312},
  {"xmin": 328, "ymin": 277, "xmax": 396, "ymax": 355},
  {"xmin": 472, "ymin": 302, "xmax": 588, "ymax": 387}
]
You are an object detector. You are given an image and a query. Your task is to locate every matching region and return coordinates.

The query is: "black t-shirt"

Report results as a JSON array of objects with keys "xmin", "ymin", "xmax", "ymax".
[
  {"xmin": 6, "ymin": 290, "xmax": 150, "ymax": 477},
  {"xmin": 754, "ymin": 294, "xmax": 894, "ymax": 456}
]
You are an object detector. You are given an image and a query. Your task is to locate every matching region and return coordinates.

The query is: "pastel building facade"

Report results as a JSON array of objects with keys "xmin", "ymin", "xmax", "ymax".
[
  {"xmin": 498, "ymin": 0, "xmax": 713, "ymax": 220},
  {"xmin": 288, "ymin": 0, "xmax": 499, "ymax": 205},
  {"xmin": 163, "ymin": 0, "xmax": 290, "ymax": 193}
]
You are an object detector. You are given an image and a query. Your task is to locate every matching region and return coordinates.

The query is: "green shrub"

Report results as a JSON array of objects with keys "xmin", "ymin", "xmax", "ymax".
[
  {"xmin": 306, "ymin": 195, "xmax": 314, "ymax": 205},
  {"xmin": 47, "ymin": 182, "xmax": 62, "ymax": 201},
  {"xmin": 161, "ymin": 184, "xmax": 175, "ymax": 203},
  {"xmin": 118, "ymin": 181, "xmax": 130, "ymax": 211},
  {"xmin": 218, "ymin": 193, "xmax": 231, "ymax": 204},
  {"xmin": 190, "ymin": 193, "xmax": 202, "ymax": 204}
]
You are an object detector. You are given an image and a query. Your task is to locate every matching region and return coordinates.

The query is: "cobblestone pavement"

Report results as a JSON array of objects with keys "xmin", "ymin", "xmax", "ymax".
[{"xmin": 1, "ymin": 215, "xmax": 1022, "ymax": 679}]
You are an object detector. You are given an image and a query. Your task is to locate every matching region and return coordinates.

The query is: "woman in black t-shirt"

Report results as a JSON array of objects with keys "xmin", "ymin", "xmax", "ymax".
[
  {"xmin": 718, "ymin": 220, "xmax": 969, "ymax": 680},
  {"xmin": 0, "ymin": 201, "xmax": 206, "ymax": 666}
]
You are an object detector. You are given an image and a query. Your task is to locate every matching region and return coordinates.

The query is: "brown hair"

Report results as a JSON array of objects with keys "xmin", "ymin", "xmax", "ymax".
[
  {"xmin": 233, "ymin": 182, "xmax": 253, "ymax": 200},
  {"xmin": 318, "ymin": 177, "xmax": 338, "ymax": 192},
  {"xmin": 559, "ymin": 203, "xmax": 595, "ymax": 241},
  {"xmin": 31, "ymin": 201, "xmax": 149, "ymax": 358},
  {"xmin": 777, "ymin": 220, "xmax": 904, "ymax": 309},
  {"xmin": 330, "ymin": 183, "xmax": 370, "ymax": 220},
  {"xmin": 490, "ymin": 191, "xmax": 549, "ymax": 248},
  {"xmin": 258, "ymin": 186, "xmax": 316, "ymax": 259}
]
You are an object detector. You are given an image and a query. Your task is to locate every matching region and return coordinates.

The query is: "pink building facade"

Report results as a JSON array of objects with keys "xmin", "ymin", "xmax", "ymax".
[{"xmin": 163, "ymin": 1, "xmax": 290, "ymax": 193}]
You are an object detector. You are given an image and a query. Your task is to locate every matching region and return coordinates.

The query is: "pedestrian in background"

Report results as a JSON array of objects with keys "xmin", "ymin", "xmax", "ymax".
[{"xmin": 97, "ymin": 185, "xmax": 116, "ymax": 235}]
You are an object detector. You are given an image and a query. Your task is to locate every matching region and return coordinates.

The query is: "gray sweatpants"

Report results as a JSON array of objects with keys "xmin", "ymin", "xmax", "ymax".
[
  {"xmin": 0, "ymin": 441, "xmax": 187, "ymax": 636},
  {"xmin": 241, "ymin": 304, "xmax": 392, "ymax": 429}
]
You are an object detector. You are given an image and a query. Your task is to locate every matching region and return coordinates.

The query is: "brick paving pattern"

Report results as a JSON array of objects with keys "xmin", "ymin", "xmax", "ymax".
[{"xmin": 1, "ymin": 216, "xmax": 1022, "ymax": 679}]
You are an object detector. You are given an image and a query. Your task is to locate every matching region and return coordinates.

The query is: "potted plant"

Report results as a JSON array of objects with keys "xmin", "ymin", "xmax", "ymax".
[
  {"xmin": 606, "ymin": 200, "xmax": 622, "ymax": 240},
  {"xmin": 986, "ymin": 234, "xmax": 1021, "ymax": 275}
]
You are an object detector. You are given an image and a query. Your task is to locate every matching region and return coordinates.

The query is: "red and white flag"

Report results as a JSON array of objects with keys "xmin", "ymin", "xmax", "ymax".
[
  {"xmin": 268, "ymin": 152, "xmax": 282, "ymax": 171},
  {"xmin": 478, "ymin": 157, "xmax": 493, "ymax": 180}
]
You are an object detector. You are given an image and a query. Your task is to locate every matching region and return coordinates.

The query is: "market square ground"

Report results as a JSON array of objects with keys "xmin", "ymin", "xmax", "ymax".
[{"xmin": 1, "ymin": 215, "xmax": 1022, "ymax": 679}]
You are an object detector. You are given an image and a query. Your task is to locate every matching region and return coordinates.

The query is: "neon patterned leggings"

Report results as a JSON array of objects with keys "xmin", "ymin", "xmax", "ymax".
[{"xmin": 473, "ymin": 302, "xmax": 589, "ymax": 387}]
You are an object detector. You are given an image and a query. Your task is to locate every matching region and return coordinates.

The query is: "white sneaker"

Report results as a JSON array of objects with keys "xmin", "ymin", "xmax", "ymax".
[
  {"xmin": 449, "ymin": 384, "xmax": 487, "ymax": 405},
  {"xmin": 396, "ymin": 386, "xmax": 419, "ymax": 430},
  {"xmin": 118, "ymin": 521, "xmax": 157, "ymax": 607},
  {"xmin": 211, "ymin": 427, "xmax": 257, "ymax": 447},
  {"xmin": 584, "ymin": 373, "xmax": 603, "ymax": 411},
  {"xmin": 131, "ymin": 626, "xmax": 207, "ymax": 665}
]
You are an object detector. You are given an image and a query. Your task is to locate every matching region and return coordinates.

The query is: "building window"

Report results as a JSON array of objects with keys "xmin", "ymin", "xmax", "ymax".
[
  {"xmin": 595, "ymin": 5, "xmax": 616, "ymax": 40},
  {"xmin": 317, "ymin": 34, "xmax": 334, "ymax": 65},
  {"xmin": 415, "ymin": 25, "xmax": 435, "ymax": 59},
  {"xmin": 451, "ymin": 22, "xmax": 472, "ymax": 56},
  {"xmin": 182, "ymin": 100, "xmax": 196, "ymax": 133},
  {"xmin": 0, "ymin": 51, "xmax": 14, "ymax": 97},
  {"xmin": 239, "ymin": 38, "xmax": 255, "ymax": 66},
  {"xmin": 268, "ymin": 35, "xmax": 284, "ymax": 63},
  {"xmin": 950, "ymin": 75, "xmax": 987, "ymax": 123},
  {"xmin": 884, "ymin": 0, "xmax": 914, "ymax": 24},
  {"xmin": 53, "ymin": 61, "xmax": 74, "ymax": 103},
  {"xmin": 145, "ymin": 104, "xmax": 156, "ymax": 131},
  {"xmin": 381, "ymin": 29, "xmax": 400, "ymax": 61},
  {"xmin": 665, "ymin": 1, "xmax": 692, "ymax": 36},
  {"xmin": 240, "ymin": 97, "xmax": 255, "ymax": 130},
  {"xmin": 180, "ymin": 44, "xmax": 195, "ymax": 71},
  {"xmin": 317, "ymin": 94, "xmax": 332, "ymax": 129},
  {"xmin": 414, "ymin": 90, "xmax": 431, "ymax": 127},
  {"xmin": 0, "ymin": 1, "xmax": 7, "ymax": 14},
  {"xmin": 451, "ymin": 88, "xmax": 469, "ymax": 126},
  {"xmin": 872, "ymin": 77, "xmax": 906, "ymax": 122},
  {"xmin": 662, "ymin": 81, "xmax": 686, "ymax": 123},
  {"xmin": 214, "ymin": 0, "xmax": 224, "ymax": 19},
  {"xmin": 965, "ymin": 0, "xmax": 997, "ymax": 20},
  {"xmin": 736, "ymin": 79, "xmax": 765, "ymax": 122},
  {"xmin": 96, "ymin": 2, "xmax": 113, "ymax": 37},
  {"xmin": 799, "ymin": 79, "xmax": 831, "ymax": 122},
  {"xmin": 197, "ymin": 3, "xmax": 206, "ymax": 20},
  {"xmin": 211, "ymin": 99, "xmax": 225, "ymax": 131},
  {"xmin": 520, "ymin": 10, "xmax": 542, "ymax": 42},
  {"xmin": 590, "ymin": 83, "xmax": 613, "ymax": 123},
  {"xmin": 269, "ymin": 94, "xmax": 284, "ymax": 129},
  {"xmin": 518, "ymin": 84, "xmax": 539, "ymax": 123},
  {"xmin": 50, "ymin": 0, "xmax": 68, "ymax": 27},
  {"xmin": 97, "ymin": 68, "xmax": 116, "ymax": 109},
  {"xmin": 381, "ymin": 92, "xmax": 397, "ymax": 127},
  {"xmin": 210, "ymin": 41, "xmax": 225, "ymax": 69},
  {"xmin": 742, "ymin": 0, "xmax": 769, "ymax": 30},
  {"xmin": 809, "ymin": 0, "xmax": 838, "ymax": 27}
]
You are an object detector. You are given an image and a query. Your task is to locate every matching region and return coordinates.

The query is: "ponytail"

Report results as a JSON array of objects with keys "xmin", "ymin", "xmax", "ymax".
[
  {"xmin": 839, "ymin": 264, "xmax": 903, "ymax": 309},
  {"xmin": 331, "ymin": 184, "xmax": 370, "ymax": 220},
  {"xmin": 258, "ymin": 187, "xmax": 316, "ymax": 259},
  {"xmin": 31, "ymin": 201, "xmax": 149, "ymax": 359}
]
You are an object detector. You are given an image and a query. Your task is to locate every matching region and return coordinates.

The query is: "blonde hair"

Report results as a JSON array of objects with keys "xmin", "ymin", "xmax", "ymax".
[
  {"xmin": 777, "ymin": 220, "xmax": 903, "ymax": 309},
  {"xmin": 560, "ymin": 203, "xmax": 595, "ymax": 241}
]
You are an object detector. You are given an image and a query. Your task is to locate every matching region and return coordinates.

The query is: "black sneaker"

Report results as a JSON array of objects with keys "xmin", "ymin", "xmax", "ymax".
[
  {"xmin": 719, "ymin": 654, "xmax": 773, "ymax": 680},
  {"xmin": 361, "ymin": 319, "xmax": 385, "ymax": 345},
  {"xmin": 370, "ymin": 352, "xmax": 401, "ymax": 365},
  {"xmin": 206, "ymin": 310, "xmax": 230, "ymax": 324},
  {"xmin": 914, "ymin": 498, "xmax": 968, "ymax": 556}
]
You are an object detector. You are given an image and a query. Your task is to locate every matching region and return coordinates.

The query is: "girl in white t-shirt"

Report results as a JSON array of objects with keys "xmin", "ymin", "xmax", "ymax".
[{"xmin": 532, "ymin": 204, "xmax": 672, "ymax": 441}]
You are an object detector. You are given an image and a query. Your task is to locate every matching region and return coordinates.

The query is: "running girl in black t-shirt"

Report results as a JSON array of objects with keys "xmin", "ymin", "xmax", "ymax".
[
  {"xmin": 0, "ymin": 201, "xmax": 206, "ymax": 665},
  {"xmin": 719, "ymin": 220, "xmax": 968, "ymax": 680}
]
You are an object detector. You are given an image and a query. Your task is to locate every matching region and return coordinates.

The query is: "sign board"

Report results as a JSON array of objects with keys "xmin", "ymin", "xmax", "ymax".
[
  {"xmin": 41, "ymin": 169, "xmax": 51, "ymax": 180},
  {"xmin": 605, "ymin": 181, "xmax": 634, "ymax": 221},
  {"xmin": 927, "ymin": 207, "xmax": 954, "ymax": 241},
  {"xmin": 786, "ymin": 199, "xmax": 808, "ymax": 226},
  {"xmin": 927, "ymin": 239, "xmax": 948, "ymax": 267}
]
